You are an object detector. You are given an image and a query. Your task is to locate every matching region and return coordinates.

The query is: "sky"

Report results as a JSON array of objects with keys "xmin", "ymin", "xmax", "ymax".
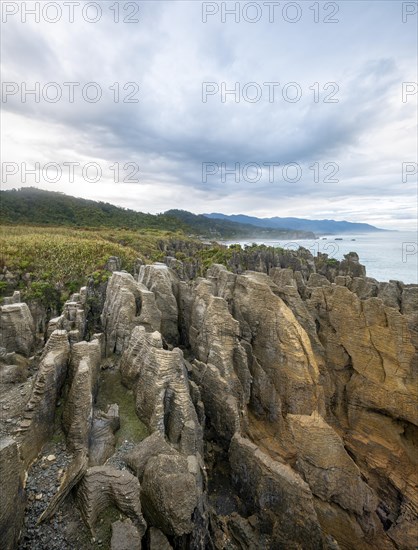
[{"xmin": 1, "ymin": 0, "xmax": 417, "ymax": 230}]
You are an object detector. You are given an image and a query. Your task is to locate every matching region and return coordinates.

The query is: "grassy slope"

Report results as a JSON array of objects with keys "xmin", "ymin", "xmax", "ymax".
[
  {"xmin": 0, "ymin": 188, "xmax": 314, "ymax": 239},
  {"xmin": 0, "ymin": 225, "xmax": 196, "ymax": 305}
]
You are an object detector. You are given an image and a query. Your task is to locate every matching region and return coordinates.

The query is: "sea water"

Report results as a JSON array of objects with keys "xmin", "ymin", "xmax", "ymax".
[{"xmin": 225, "ymin": 231, "xmax": 418, "ymax": 285}]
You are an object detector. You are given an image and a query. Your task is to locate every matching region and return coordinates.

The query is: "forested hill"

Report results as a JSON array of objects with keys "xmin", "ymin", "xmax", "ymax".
[
  {"xmin": 164, "ymin": 209, "xmax": 315, "ymax": 239},
  {"xmin": 0, "ymin": 187, "xmax": 183, "ymax": 231},
  {"xmin": 0, "ymin": 188, "xmax": 315, "ymax": 239},
  {"xmin": 206, "ymin": 212, "xmax": 385, "ymax": 234}
]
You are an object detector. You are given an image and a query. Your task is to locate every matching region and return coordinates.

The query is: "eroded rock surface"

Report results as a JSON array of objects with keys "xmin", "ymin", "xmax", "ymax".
[
  {"xmin": 77, "ymin": 466, "xmax": 147, "ymax": 535},
  {"xmin": 0, "ymin": 438, "xmax": 26, "ymax": 550},
  {"xmin": 18, "ymin": 330, "xmax": 70, "ymax": 465},
  {"xmin": 1, "ymin": 249, "xmax": 416, "ymax": 550},
  {"xmin": 0, "ymin": 302, "xmax": 35, "ymax": 356}
]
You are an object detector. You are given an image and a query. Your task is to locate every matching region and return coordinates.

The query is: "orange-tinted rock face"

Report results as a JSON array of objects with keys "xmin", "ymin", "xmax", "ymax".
[
  {"xmin": 188, "ymin": 264, "xmax": 417, "ymax": 549},
  {"xmin": 2, "ymin": 256, "xmax": 416, "ymax": 549}
]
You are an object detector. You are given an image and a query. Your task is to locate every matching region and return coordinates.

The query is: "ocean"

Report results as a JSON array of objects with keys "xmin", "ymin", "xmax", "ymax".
[{"xmin": 225, "ymin": 231, "xmax": 418, "ymax": 285}]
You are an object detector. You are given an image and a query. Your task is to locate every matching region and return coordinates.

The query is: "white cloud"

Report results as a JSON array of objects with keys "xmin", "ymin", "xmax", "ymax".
[{"xmin": 1, "ymin": 0, "xmax": 417, "ymax": 230}]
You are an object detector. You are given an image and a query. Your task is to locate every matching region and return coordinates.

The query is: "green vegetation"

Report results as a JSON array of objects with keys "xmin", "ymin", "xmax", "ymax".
[
  {"xmin": 0, "ymin": 225, "xmax": 193, "ymax": 305},
  {"xmin": 0, "ymin": 189, "xmax": 324, "ymax": 308},
  {"xmin": 166, "ymin": 209, "xmax": 314, "ymax": 239},
  {"xmin": 1, "ymin": 188, "xmax": 314, "ymax": 239},
  {"xmin": 0, "ymin": 187, "xmax": 185, "ymax": 231}
]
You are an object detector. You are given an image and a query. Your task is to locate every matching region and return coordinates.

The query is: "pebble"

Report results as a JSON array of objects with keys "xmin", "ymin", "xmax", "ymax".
[
  {"xmin": 47, "ymin": 454, "xmax": 56, "ymax": 462},
  {"xmin": 35, "ymin": 493, "xmax": 43, "ymax": 500}
]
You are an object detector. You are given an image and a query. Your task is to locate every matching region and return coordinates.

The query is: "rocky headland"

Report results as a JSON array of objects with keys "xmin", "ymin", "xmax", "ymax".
[{"xmin": 0, "ymin": 246, "xmax": 416, "ymax": 549}]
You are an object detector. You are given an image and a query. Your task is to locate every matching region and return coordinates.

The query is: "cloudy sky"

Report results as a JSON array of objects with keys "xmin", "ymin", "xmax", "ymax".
[{"xmin": 1, "ymin": 0, "xmax": 417, "ymax": 229}]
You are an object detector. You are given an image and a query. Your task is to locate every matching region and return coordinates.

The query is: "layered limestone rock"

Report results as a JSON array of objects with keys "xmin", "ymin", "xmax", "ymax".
[
  {"xmin": 229, "ymin": 433, "xmax": 325, "ymax": 549},
  {"xmin": 47, "ymin": 290, "xmax": 87, "ymax": 342},
  {"xmin": 231, "ymin": 271, "xmax": 324, "ymax": 417},
  {"xmin": 141, "ymin": 452, "xmax": 200, "ymax": 536},
  {"xmin": 4, "ymin": 251, "xmax": 415, "ymax": 550},
  {"xmin": 62, "ymin": 340, "xmax": 102, "ymax": 456},
  {"xmin": 302, "ymin": 281, "xmax": 418, "ymax": 547},
  {"xmin": 0, "ymin": 302, "xmax": 35, "ymax": 356},
  {"xmin": 288, "ymin": 412, "xmax": 375, "ymax": 512},
  {"xmin": 125, "ymin": 430, "xmax": 208, "ymax": 546},
  {"xmin": 0, "ymin": 438, "xmax": 26, "ymax": 550},
  {"xmin": 308, "ymin": 284, "xmax": 417, "ymax": 424},
  {"xmin": 77, "ymin": 466, "xmax": 147, "ymax": 535},
  {"xmin": 185, "ymin": 263, "xmax": 417, "ymax": 549},
  {"xmin": 138, "ymin": 264, "xmax": 179, "ymax": 345},
  {"xmin": 187, "ymin": 275, "xmax": 247, "ymax": 441},
  {"xmin": 0, "ymin": 351, "xmax": 29, "ymax": 384},
  {"xmin": 89, "ymin": 404, "xmax": 120, "ymax": 466},
  {"xmin": 101, "ymin": 271, "xmax": 161, "ymax": 356},
  {"xmin": 120, "ymin": 326, "xmax": 202, "ymax": 455},
  {"xmin": 148, "ymin": 527, "xmax": 173, "ymax": 550},
  {"xmin": 125, "ymin": 432, "xmax": 177, "ymax": 482},
  {"xmin": 18, "ymin": 330, "xmax": 70, "ymax": 465}
]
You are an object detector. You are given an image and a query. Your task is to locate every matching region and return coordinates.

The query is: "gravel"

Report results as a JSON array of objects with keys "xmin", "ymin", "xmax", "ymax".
[{"xmin": 18, "ymin": 440, "xmax": 92, "ymax": 550}]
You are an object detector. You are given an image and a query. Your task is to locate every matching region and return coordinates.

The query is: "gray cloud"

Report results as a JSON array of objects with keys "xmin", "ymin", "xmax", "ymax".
[{"xmin": 1, "ymin": 0, "xmax": 417, "ymax": 229}]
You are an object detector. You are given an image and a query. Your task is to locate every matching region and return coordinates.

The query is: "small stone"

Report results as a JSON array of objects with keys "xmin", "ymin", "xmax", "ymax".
[
  {"xmin": 6, "ymin": 419, "xmax": 12, "ymax": 423},
  {"xmin": 47, "ymin": 454, "xmax": 56, "ymax": 462},
  {"xmin": 35, "ymin": 493, "xmax": 43, "ymax": 500},
  {"xmin": 2, "ymin": 405, "xmax": 9, "ymax": 410}
]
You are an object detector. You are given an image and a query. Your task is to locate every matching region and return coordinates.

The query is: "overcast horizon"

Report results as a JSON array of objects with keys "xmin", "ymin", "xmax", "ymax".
[{"xmin": 1, "ymin": 1, "xmax": 417, "ymax": 230}]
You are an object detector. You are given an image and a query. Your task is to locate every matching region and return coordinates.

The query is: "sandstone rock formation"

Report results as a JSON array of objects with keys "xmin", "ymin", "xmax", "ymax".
[
  {"xmin": 77, "ymin": 466, "xmax": 147, "ymax": 535},
  {"xmin": 62, "ymin": 340, "xmax": 101, "ymax": 455},
  {"xmin": 101, "ymin": 271, "xmax": 161, "ymax": 355},
  {"xmin": 0, "ymin": 438, "xmax": 26, "ymax": 550},
  {"xmin": 18, "ymin": 329, "xmax": 70, "ymax": 465},
  {"xmin": 138, "ymin": 264, "xmax": 179, "ymax": 345},
  {"xmin": 141, "ymin": 452, "xmax": 199, "ymax": 536},
  {"xmin": 229, "ymin": 433, "xmax": 325, "ymax": 549},
  {"xmin": 120, "ymin": 326, "xmax": 202, "ymax": 456},
  {"xmin": 111, "ymin": 518, "xmax": 143, "ymax": 550},
  {"xmin": 1, "ymin": 247, "xmax": 416, "ymax": 550},
  {"xmin": 0, "ymin": 302, "xmax": 35, "ymax": 356}
]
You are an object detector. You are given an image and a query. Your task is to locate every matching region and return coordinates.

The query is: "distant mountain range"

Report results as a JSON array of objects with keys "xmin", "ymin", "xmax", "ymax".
[
  {"xmin": 164, "ymin": 209, "xmax": 314, "ymax": 240},
  {"xmin": 0, "ymin": 188, "xmax": 313, "ymax": 239},
  {"xmin": 0, "ymin": 188, "xmax": 385, "ymax": 238},
  {"xmin": 205, "ymin": 213, "xmax": 386, "ymax": 235}
]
